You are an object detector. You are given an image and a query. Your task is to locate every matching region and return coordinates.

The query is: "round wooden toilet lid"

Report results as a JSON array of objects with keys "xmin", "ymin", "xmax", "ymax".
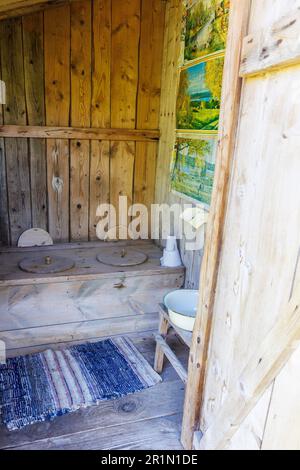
[
  {"xmin": 96, "ymin": 247, "xmax": 148, "ymax": 267},
  {"xmin": 19, "ymin": 255, "xmax": 75, "ymax": 274}
]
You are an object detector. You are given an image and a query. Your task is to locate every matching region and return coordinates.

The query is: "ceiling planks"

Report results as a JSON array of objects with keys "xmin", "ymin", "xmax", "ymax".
[{"xmin": 0, "ymin": 0, "xmax": 76, "ymax": 20}]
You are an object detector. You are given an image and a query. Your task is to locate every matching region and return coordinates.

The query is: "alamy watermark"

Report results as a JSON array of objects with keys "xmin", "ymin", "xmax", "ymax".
[{"xmin": 95, "ymin": 196, "xmax": 207, "ymax": 251}]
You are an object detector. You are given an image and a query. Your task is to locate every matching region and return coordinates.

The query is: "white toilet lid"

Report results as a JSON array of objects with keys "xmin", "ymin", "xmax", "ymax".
[{"xmin": 18, "ymin": 228, "xmax": 53, "ymax": 248}]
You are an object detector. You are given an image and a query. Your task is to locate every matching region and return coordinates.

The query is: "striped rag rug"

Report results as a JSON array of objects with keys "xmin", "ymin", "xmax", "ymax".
[{"xmin": 0, "ymin": 337, "xmax": 161, "ymax": 431}]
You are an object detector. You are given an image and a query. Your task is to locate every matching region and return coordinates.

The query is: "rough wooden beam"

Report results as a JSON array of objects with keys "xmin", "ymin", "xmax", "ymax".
[
  {"xmin": 0, "ymin": 125, "xmax": 160, "ymax": 142},
  {"xmin": 198, "ymin": 255, "xmax": 300, "ymax": 450},
  {"xmin": 181, "ymin": 0, "xmax": 252, "ymax": 450},
  {"xmin": 240, "ymin": 8, "xmax": 300, "ymax": 77},
  {"xmin": 0, "ymin": 0, "xmax": 74, "ymax": 20}
]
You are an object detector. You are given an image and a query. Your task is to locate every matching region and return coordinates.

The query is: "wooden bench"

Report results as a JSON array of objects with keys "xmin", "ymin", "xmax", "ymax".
[{"xmin": 0, "ymin": 242, "xmax": 185, "ymax": 355}]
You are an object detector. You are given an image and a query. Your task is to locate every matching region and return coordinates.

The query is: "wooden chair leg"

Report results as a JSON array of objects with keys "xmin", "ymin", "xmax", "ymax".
[{"xmin": 154, "ymin": 314, "xmax": 169, "ymax": 373}]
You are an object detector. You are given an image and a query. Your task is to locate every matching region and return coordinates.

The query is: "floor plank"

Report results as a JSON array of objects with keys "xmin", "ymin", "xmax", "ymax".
[
  {"xmin": 12, "ymin": 415, "xmax": 183, "ymax": 451},
  {"xmin": 0, "ymin": 380, "xmax": 184, "ymax": 450}
]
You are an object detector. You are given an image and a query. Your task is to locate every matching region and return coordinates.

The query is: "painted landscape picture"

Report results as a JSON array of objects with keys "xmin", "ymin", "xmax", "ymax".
[
  {"xmin": 171, "ymin": 137, "xmax": 217, "ymax": 206},
  {"xmin": 184, "ymin": 0, "xmax": 230, "ymax": 61},
  {"xmin": 176, "ymin": 57, "xmax": 224, "ymax": 131}
]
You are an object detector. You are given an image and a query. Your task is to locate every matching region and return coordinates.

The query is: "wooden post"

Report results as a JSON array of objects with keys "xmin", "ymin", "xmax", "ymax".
[
  {"xmin": 181, "ymin": 0, "xmax": 252, "ymax": 450},
  {"xmin": 154, "ymin": 312, "xmax": 170, "ymax": 373}
]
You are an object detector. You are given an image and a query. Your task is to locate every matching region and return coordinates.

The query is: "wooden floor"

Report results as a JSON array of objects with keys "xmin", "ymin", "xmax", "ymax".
[{"xmin": 0, "ymin": 333, "xmax": 188, "ymax": 450}]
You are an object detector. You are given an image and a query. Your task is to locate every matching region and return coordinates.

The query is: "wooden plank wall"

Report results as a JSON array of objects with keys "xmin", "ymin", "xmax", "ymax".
[
  {"xmin": 0, "ymin": 0, "xmax": 166, "ymax": 245},
  {"xmin": 155, "ymin": 0, "xmax": 203, "ymax": 289},
  {"xmin": 197, "ymin": 0, "xmax": 300, "ymax": 450}
]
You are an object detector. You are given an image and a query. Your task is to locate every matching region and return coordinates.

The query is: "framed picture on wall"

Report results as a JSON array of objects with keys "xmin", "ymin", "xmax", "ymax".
[
  {"xmin": 184, "ymin": 0, "xmax": 230, "ymax": 61},
  {"xmin": 176, "ymin": 55, "xmax": 224, "ymax": 132},
  {"xmin": 170, "ymin": 0, "xmax": 229, "ymax": 207},
  {"xmin": 170, "ymin": 135, "xmax": 217, "ymax": 208}
]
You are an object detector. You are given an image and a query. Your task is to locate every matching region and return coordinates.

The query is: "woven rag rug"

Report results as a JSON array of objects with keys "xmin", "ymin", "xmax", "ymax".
[{"xmin": 0, "ymin": 337, "xmax": 161, "ymax": 431}]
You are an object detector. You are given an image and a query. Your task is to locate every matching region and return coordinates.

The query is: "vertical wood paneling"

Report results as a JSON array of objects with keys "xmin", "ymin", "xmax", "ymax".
[
  {"xmin": 111, "ymin": 0, "xmax": 140, "ymax": 231},
  {"xmin": 137, "ymin": 0, "xmax": 165, "ymax": 129},
  {"xmin": 46, "ymin": 139, "xmax": 70, "ymax": 242},
  {"xmin": 22, "ymin": 12, "xmax": 47, "ymax": 230},
  {"xmin": 0, "ymin": 141, "xmax": 8, "ymax": 245},
  {"xmin": 0, "ymin": 0, "xmax": 166, "ymax": 246},
  {"xmin": 22, "ymin": 13, "xmax": 45, "ymax": 126},
  {"xmin": 89, "ymin": 0, "xmax": 111, "ymax": 240},
  {"xmin": 89, "ymin": 140, "xmax": 110, "ymax": 238},
  {"xmin": 135, "ymin": 0, "xmax": 165, "ymax": 232},
  {"xmin": 71, "ymin": 1, "xmax": 91, "ymax": 128},
  {"xmin": 70, "ymin": 138, "xmax": 90, "ymax": 240},
  {"xmin": 44, "ymin": 6, "xmax": 70, "ymax": 127},
  {"xmin": 134, "ymin": 142, "xmax": 157, "ymax": 219},
  {"xmin": 44, "ymin": 5, "xmax": 70, "ymax": 242},
  {"xmin": 0, "ymin": 48, "xmax": 9, "ymax": 245},
  {"xmin": 110, "ymin": 140, "xmax": 135, "ymax": 231},
  {"xmin": 70, "ymin": 0, "xmax": 91, "ymax": 241},
  {"xmin": 0, "ymin": 18, "xmax": 31, "ymax": 245},
  {"xmin": 111, "ymin": 0, "xmax": 140, "ymax": 128},
  {"xmin": 91, "ymin": 0, "xmax": 111, "ymax": 128}
]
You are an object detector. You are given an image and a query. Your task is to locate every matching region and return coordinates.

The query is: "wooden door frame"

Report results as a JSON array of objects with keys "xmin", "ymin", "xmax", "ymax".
[
  {"xmin": 181, "ymin": 0, "xmax": 252, "ymax": 450},
  {"xmin": 183, "ymin": 2, "xmax": 300, "ymax": 450}
]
